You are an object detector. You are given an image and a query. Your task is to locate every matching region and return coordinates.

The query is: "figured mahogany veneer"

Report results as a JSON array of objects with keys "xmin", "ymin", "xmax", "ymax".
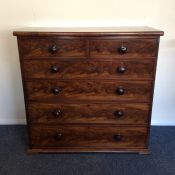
[
  {"xmin": 19, "ymin": 38, "xmax": 86, "ymax": 58},
  {"xmin": 13, "ymin": 27, "xmax": 163, "ymax": 154},
  {"xmin": 30, "ymin": 125, "xmax": 147, "ymax": 148},
  {"xmin": 27, "ymin": 103, "xmax": 150, "ymax": 124},
  {"xmin": 26, "ymin": 80, "xmax": 152, "ymax": 102},
  {"xmin": 24, "ymin": 60, "xmax": 154, "ymax": 80},
  {"xmin": 89, "ymin": 38, "xmax": 158, "ymax": 58}
]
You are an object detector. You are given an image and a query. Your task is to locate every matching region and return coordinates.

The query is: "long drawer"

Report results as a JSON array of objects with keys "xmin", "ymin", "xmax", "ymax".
[
  {"xmin": 25, "ymin": 80, "xmax": 152, "ymax": 102},
  {"xmin": 30, "ymin": 125, "xmax": 147, "ymax": 148},
  {"xmin": 24, "ymin": 60, "xmax": 154, "ymax": 80},
  {"xmin": 27, "ymin": 103, "xmax": 150, "ymax": 124}
]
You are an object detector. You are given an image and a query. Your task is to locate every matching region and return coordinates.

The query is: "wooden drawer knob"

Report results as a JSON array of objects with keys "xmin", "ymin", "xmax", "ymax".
[
  {"xmin": 51, "ymin": 65, "xmax": 59, "ymax": 73},
  {"xmin": 53, "ymin": 109, "xmax": 61, "ymax": 118},
  {"xmin": 52, "ymin": 87, "xmax": 61, "ymax": 95},
  {"xmin": 49, "ymin": 45, "xmax": 59, "ymax": 54},
  {"xmin": 115, "ymin": 110, "xmax": 124, "ymax": 118},
  {"xmin": 54, "ymin": 133, "xmax": 62, "ymax": 141},
  {"xmin": 118, "ymin": 46, "xmax": 127, "ymax": 54},
  {"xmin": 117, "ymin": 67, "xmax": 126, "ymax": 74},
  {"xmin": 114, "ymin": 133, "xmax": 122, "ymax": 141},
  {"xmin": 116, "ymin": 87, "xmax": 124, "ymax": 95}
]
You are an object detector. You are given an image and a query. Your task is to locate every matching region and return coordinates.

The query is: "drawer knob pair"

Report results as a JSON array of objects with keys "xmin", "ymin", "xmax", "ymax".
[
  {"xmin": 53, "ymin": 109, "xmax": 61, "ymax": 118},
  {"xmin": 118, "ymin": 46, "xmax": 127, "ymax": 54},
  {"xmin": 52, "ymin": 87, "xmax": 61, "ymax": 95},
  {"xmin": 49, "ymin": 45, "xmax": 59, "ymax": 54},
  {"xmin": 49, "ymin": 45, "xmax": 127, "ymax": 54},
  {"xmin": 53, "ymin": 87, "xmax": 124, "ymax": 95}
]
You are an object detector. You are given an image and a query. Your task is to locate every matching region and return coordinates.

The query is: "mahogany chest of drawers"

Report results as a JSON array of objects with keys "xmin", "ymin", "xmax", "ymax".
[{"xmin": 13, "ymin": 27, "xmax": 163, "ymax": 154}]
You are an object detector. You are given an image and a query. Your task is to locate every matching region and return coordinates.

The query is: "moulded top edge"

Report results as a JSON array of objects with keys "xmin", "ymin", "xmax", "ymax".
[{"xmin": 13, "ymin": 26, "xmax": 164, "ymax": 36}]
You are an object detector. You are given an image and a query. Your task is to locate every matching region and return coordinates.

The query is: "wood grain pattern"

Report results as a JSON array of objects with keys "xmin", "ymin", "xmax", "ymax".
[
  {"xmin": 27, "ymin": 103, "xmax": 150, "ymax": 124},
  {"xmin": 25, "ymin": 80, "xmax": 152, "ymax": 102},
  {"xmin": 13, "ymin": 26, "xmax": 164, "ymax": 37},
  {"xmin": 13, "ymin": 27, "xmax": 163, "ymax": 153},
  {"xmin": 18, "ymin": 38, "xmax": 86, "ymax": 58},
  {"xmin": 23, "ymin": 60, "xmax": 154, "ymax": 80},
  {"xmin": 30, "ymin": 125, "xmax": 147, "ymax": 148},
  {"xmin": 90, "ymin": 39, "xmax": 158, "ymax": 58}
]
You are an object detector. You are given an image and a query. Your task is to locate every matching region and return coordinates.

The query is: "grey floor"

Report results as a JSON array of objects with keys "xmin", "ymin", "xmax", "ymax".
[{"xmin": 0, "ymin": 126, "xmax": 175, "ymax": 175}]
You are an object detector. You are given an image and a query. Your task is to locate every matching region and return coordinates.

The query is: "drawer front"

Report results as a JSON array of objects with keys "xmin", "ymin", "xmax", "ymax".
[
  {"xmin": 24, "ymin": 60, "xmax": 154, "ymax": 80},
  {"xmin": 19, "ymin": 38, "xmax": 86, "ymax": 58},
  {"xmin": 25, "ymin": 80, "xmax": 152, "ymax": 102},
  {"xmin": 28, "ymin": 103, "xmax": 150, "ymax": 124},
  {"xmin": 90, "ymin": 39, "xmax": 158, "ymax": 58},
  {"xmin": 30, "ymin": 125, "xmax": 147, "ymax": 148}
]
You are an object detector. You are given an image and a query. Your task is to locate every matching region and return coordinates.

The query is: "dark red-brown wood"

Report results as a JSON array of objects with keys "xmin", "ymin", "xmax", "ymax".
[
  {"xmin": 13, "ymin": 27, "xmax": 163, "ymax": 154},
  {"xmin": 89, "ymin": 38, "xmax": 159, "ymax": 58},
  {"xmin": 23, "ymin": 59, "xmax": 154, "ymax": 80},
  {"xmin": 30, "ymin": 125, "xmax": 147, "ymax": 148},
  {"xmin": 13, "ymin": 27, "xmax": 164, "ymax": 37},
  {"xmin": 25, "ymin": 80, "xmax": 152, "ymax": 102},
  {"xmin": 27, "ymin": 102, "xmax": 150, "ymax": 124},
  {"xmin": 18, "ymin": 38, "xmax": 86, "ymax": 58}
]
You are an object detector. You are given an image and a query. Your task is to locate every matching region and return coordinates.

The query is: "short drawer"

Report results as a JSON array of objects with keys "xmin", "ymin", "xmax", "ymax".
[
  {"xmin": 30, "ymin": 125, "xmax": 147, "ymax": 148},
  {"xmin": 25, "ymin": 80, "xmax": 152, "ymax": 102},
  {"xmin": 89, "ymin": 38, "xmax": 158, "ymax": 58},
  {"xmin": 18, "ymin": 38, "xmax": 86, "ymax": 58},
  {"xmin": 28, "ymin": 103, "xmax": 150, "ymax": 124},
  {"xmin": 24, "ymin": 60, "xmax": 154, "ymax": 80}
]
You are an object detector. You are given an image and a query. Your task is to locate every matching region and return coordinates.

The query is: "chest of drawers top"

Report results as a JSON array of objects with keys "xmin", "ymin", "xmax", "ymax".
[
  {"xmin": 14, "ymin": 27, "xmax": 163, "ymax": 60},
  {"xmin": 13, "ymin": 26, "xmax": 163, "ymax": 36},
  {"xmin": 14, "ymin": 27, "xmax": 163, "ymax": 154}
]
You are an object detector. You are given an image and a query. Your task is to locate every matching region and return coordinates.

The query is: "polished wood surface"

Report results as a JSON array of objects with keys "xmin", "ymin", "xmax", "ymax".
[
  {"xmin": 19, "ymin": 38, "xmax": 86, "ymax": 58},
  {"xmin": 14, "ymin": 27, "xmax": 163, "ymax": 153},
  {"xmin": 13, "ymin": 26, "xmax": 164, "ymax": 36},
  {"xmin": 24, "ymin": 60, "xmax": 154, "ymax": 80},
  {"xmin": 30, "ymin": 125, "xmax": 147, "ymax": 148},
  {"xmin": 89, "ymin": 39, "xmax": 158, "ymax": 58},
  {"xmin": 25, "ymin": 80, "xmax": 152, "ymax": 102},
  {"xmin": 27, "ymin": 103, "xmax": 150, "ymax": 124}
]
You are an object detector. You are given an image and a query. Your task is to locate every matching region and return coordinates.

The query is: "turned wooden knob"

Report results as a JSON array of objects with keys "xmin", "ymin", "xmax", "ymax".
[
  {"xmin": 52, "ymin": 87, "xmax": 61, "ymax": 95},
  {"xmin": 117, "ymin": 67, "xmax": 126, "ymax": 74},
  {"xmin": 51, "ymin": 65, "xmax": 59, "ymax": 73},
  {"xmin": 118, "ymin": 46, "xmax": 127, "ymax": 54},
  {"xmin": 116, "ymin": 87, "xmax": 125, "ymax": 95},
  {"xmin": 54, "ymin": 133, "xmax": 62, "ymax": 141},
  {"xmin": 115, "ymin": 110, "xmax": 124, "ymax": 118},
  {"xmin": 49, "ymin": 45, "xmax": 58, "ymax": 54},
  {"xmin": 114, "ymin": 133, "xmax": 122, "ymax": 141},
  {"xmin": 53, "ymin": 109, "xmax": 61, "ymax": 118}
]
